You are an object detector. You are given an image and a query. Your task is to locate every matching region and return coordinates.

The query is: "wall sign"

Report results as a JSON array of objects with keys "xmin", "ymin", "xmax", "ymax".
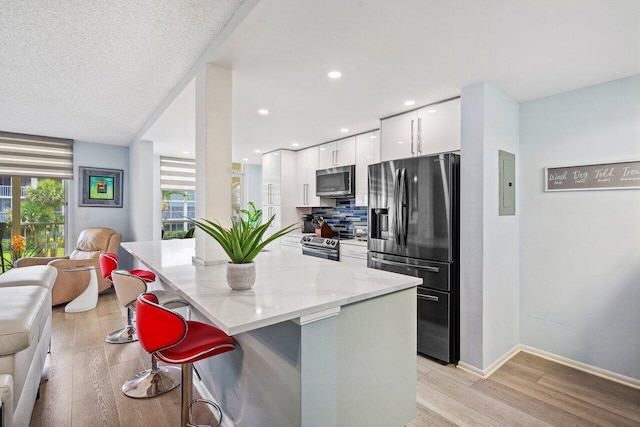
[{"xmin": 545, "ymin": 160, "xmax": 640, "ymax": 191}]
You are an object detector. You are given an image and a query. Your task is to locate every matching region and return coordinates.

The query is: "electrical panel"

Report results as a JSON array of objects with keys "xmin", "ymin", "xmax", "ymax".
[{"xmin": 499, "ymin": 150, "xmax": 515, "ymax": 216}]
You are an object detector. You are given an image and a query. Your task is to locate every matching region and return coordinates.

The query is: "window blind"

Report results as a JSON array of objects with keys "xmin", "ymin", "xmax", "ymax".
[
  {"xmin": 0, "ymin": 131, "xmax": 74, "ymax": 179},
  {"xmin": 160, "ymin": 157, "xmax": 196, "ymax": 191}
]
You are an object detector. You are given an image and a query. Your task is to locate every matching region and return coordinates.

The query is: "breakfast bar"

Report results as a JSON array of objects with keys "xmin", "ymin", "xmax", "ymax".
[{"xmin": 121, "ymin": 239, "xmax": 420, "ymax": 427}]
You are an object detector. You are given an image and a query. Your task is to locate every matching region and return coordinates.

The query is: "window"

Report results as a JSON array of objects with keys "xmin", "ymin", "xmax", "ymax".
[
  {"xmin": 160, "ymin": 157, "xmax": 195, "ymax": 238},
  {"xmin": 0, "ymin": 132, "xmax": 72, "ymax": 268}
]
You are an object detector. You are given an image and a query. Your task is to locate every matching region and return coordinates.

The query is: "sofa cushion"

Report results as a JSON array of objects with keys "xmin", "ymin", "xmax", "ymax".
[
  {"xmin": 0, "ymin": 287, "xmax": 50, "ymax": 356},
  {"xmin": 0, "ymin": 266, "xmax": 57, "ymax": 290}
]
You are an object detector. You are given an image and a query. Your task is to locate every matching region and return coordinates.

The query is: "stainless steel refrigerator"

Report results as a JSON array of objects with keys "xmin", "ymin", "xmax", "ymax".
[{"xmin": 368, "ymin": 152, "xmax": 459, "ymax": 363}]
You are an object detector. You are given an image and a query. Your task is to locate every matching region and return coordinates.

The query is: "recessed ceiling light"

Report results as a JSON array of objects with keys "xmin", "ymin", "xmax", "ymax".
[
  {"xmin": 258, "ymin": 109, "xmax": 269, "ymax": 115},
  {"xmin": 242, "ymin": 158, "xmax": 249, "ymax": 161},
  {"xmin": 254, "ymin": 149, "xmax": 261, "ymax": 153},
  {"xmin": 292, "ymin": 142, "xmax": 299, "ymax": 147},
  {"xmin": 340, "ymin": 128, "xmax": 349, "ymax": 133},
  {"xmin": 328, "ymin": 71, "xmax": 342, "ymax": 79},
  {"xmin": 426, "ymin": 109, "xmax": 437, "ymax": 114},
  {"xmin": 403, "ymin": 100, "xmax": 416, "ymax": 106}
]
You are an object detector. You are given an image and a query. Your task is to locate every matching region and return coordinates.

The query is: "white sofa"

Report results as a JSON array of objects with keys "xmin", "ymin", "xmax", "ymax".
[{"xmin": 0, "ymin": 266, "xmax": 56, "ymax": 427}]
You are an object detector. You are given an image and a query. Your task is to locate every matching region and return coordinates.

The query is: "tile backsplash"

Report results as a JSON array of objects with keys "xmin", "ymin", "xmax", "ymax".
[{"xmin": 311, "ymin": 198, "xmax": 367, "ymax": 239}]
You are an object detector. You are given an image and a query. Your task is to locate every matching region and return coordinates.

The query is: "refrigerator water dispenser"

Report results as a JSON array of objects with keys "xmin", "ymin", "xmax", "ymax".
[{"xmin": 370, "ymin": 208, "xmax": 389, "ymax": 240}]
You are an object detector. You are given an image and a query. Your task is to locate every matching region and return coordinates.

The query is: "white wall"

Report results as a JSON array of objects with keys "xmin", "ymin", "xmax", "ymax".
[
  {"xmin": 128, "ymin": 140, "xmax": 157, "ymax": 241},
  {"xmin": 460, "ymin": 82, "xmax": 520, "ymax": 370},
  {"xmin": 520, "ymin": 75, "xmax": 640, "ymax": 380},
  {"xmin": 70, "ymin": 141, "xmax": 132, "ymax": 265},
  {"xmin": 460, "ymin": 83, "xmax": 486, "ymax": 369},
  {"xmin": 482, "ymin": 85, "xmax": 520, "ymax": 366}
]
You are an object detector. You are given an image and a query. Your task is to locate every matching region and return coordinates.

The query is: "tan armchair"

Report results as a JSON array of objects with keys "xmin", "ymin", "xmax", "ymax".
[{"xmin": 15, "ymin": 227, "xmax": 122, "ymax": 306}]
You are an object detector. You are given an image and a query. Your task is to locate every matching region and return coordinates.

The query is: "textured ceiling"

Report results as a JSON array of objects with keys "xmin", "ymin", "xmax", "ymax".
[
  {"xmin": 207, "ymin": 0, "xmax": 640, "ymax": 163},
  {"xmin": 148, "ymin": 0, "xmax": 640, "ymax": 162},
  {"xmin": 2, "ymin": 1, "xmax": 639, "ymax": 162},
  {"xmin": 0, "ymin": 0, "xmax": 245, "ymax": 145}
]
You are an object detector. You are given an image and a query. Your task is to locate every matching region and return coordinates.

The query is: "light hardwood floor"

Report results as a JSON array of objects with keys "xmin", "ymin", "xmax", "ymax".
[{"xmin": 31, "ymin": 291, "xmax": 640, "ymax": 426}]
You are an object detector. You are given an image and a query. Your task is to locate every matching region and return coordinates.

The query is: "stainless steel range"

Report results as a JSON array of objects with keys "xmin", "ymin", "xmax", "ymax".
[{"xmin": 300, "ymin": 236, "xmax": 340, "ymax": 261}]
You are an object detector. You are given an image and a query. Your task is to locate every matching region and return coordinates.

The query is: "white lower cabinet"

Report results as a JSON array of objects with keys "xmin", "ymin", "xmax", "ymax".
[{"xmin": 339, "ymin": 243, "xmax": 368, "ymax": 267}]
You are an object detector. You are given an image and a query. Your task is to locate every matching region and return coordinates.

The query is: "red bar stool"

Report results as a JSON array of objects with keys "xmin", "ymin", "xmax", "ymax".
[
  {"xmin": 111, "ymin": 270, "xmax": 190, "ymax": 398},
  {"xmin": 136, "ymin": 292, "xmax": 236, "ymax": 427},
  {"xmin": 100, "ymin": 253, "xmax": 166, "ymax": 343}
]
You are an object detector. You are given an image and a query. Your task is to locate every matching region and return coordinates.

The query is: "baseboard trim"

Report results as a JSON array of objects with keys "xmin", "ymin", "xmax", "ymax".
[
  {"xmin": 456, "ymin": 361, "xmax": 484, "ymax": 377},
  {"xmin": 457, "ymin": 344, "xmax": 522, "ymax": 378},
  {"xmin": 458, "ymin": 345, "xmax": 640, "ymax": 389},
  {"xmin": 520, "ymin": 345, "xmax": 640, "ymax": 390}
]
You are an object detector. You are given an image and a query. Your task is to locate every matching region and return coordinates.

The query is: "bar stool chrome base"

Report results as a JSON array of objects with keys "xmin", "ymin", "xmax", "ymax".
[
  {"xmin": 105, "ymin": 325, "xmax": 137, "ymax": 344},
  {"xmin": 106, "ymin": 306, "xmax": 138, "ymax": 344},
  {"xmin": 183, "ymin": 363, "xmax": 222, "ymax": 427},
  {"xmin": 189, "ymin": 398, "xmax": 223, "ymax": 427},
  {"xmin": 123, "ymin": 356, "xmax": 180, "ymax": 398}
]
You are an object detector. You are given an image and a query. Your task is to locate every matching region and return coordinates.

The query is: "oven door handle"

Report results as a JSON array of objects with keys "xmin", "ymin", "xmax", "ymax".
[{"xmin": 302, "ymin": 247, "xmax": 336, "ymax": 256}]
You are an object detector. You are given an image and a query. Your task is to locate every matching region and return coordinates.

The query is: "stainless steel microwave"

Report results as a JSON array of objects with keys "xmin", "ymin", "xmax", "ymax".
[{"xmin": 316, "ymin": 165, "xmax": 355, "ymax": 197}]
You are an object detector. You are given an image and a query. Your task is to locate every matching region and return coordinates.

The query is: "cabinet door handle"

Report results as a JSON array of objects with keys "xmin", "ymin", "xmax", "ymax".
[
  {"xmin": 335, "ymin": 149, "xmax": 339, "ymax": 165},
  {"xmin": 410, "ymin": 120, "xmax": 415, "ymax": 156},
  {"xmin": 302, "ymin": 184, "xmax": 306, "ymax": 205},
  {"xmin": 417, "ymin": 117, "xmax": 422, "ymax": 154}
]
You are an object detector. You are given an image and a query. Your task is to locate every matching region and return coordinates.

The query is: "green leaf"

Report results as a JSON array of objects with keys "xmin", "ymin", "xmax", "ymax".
[{"xmin": 187, "ymin": 205, "xmax": 299, "ymax": 263}]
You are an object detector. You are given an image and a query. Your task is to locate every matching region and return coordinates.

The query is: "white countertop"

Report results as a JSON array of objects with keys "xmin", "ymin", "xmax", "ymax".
[
  {"xmin": 339, "ymin": 239, "xmax": 368, "ymax": 247},
  {"xmin": 121, "ymin": 239, "xmax": 419, "ymax": 335}
]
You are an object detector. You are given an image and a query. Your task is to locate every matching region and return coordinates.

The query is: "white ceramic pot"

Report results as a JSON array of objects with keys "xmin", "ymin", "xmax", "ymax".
[{"xmin": 226, "ymin": 262, "xmax": 256, "ymax": 290}]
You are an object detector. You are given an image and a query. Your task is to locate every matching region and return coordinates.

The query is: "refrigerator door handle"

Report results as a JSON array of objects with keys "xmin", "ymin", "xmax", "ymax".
[
  {"xmin": 369, "ymin": 255, "xmax": 440, "ymax": 272},
  {"xmin": 394, "ymin": 168, "xmax": 401, "ymax": 245},
  {"xmin": 400, "ymin": 168, "xmax": 409, "ymax": 246},
  {"xmin": 418, "ymin": 294, "xmax": 439, "ymax": 302}
]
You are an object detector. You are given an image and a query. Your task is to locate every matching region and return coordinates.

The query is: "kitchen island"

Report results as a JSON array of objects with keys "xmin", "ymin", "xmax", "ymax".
[{"xmin": 121, "ymin": 239, "xmax": 420, "ymax": 427}]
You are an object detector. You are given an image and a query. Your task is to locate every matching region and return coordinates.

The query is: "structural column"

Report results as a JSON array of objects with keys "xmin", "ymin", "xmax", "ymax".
[{"xmin": 193, "ymin": 64, "xmax": 232, "ymax": 264}]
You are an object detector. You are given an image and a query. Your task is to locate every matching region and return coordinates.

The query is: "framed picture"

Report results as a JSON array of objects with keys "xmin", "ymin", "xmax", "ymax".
[{"xmin": 79, "ymin": 167, "xmax": 123, "ymax": 207}]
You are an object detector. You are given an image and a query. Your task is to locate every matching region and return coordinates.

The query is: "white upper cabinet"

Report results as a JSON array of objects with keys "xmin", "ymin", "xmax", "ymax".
[
  {"xmin": 380, "ymin": 110, "xmax": 417, "ymax": 161},
  {"xmin": 318, "ymin": 136, "xmax": 356, "ymax": 169},
  {"xmin": 418, "ymin": 97, "xmax": 461, "ymax": 155},
  {"xmin": 262, "ymin": 151, "xmax": 281, "ymax": 205},
  {"xmin": 380, "ymin": 98, "xmax": 460, "ymax": 161},
  {"xmin": 336, "ymin": 136, "xmax": 356, "ymax": 166},
  {"xmin": 294, "ymin": 146, "xmax": 320, "ymax": 207},
  {"xmin": 355, "ymin": 130, "xmax": 380, "ymax": 206}
]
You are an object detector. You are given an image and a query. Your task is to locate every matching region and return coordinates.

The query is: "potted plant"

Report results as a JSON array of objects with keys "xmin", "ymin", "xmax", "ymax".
[{"xmin": 188, "ymin": 204, "xmax": 298, "ymax": 290}]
